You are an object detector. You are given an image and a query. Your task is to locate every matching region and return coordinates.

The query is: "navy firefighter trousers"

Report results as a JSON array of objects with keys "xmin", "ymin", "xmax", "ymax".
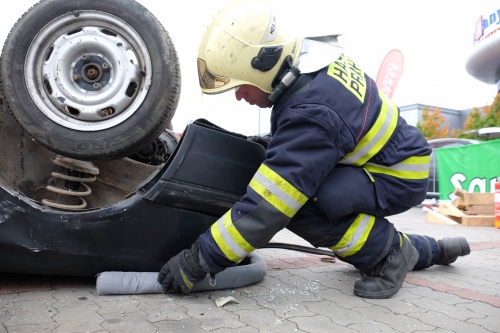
[{"xmin": 286, "ymin": 164, "xmax": 439, "ymax": 272}]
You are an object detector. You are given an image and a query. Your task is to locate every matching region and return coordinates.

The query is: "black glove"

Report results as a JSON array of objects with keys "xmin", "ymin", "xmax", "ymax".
[
  {"xmin": 247, "ymin": 134, "xmax": 271, "ymax": 149},
  {"xmin": 157, "ymin": 241, "xmax": 207, "ymax": 294}
]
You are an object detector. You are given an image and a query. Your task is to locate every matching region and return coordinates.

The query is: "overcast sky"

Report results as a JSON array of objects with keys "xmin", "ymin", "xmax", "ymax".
[{"xmin": 1, "ymin": 0, "xmax": 496, "ymax": 134}]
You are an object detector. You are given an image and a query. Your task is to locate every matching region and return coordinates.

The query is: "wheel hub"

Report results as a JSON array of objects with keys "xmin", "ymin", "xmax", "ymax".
[{"xmin": 73, "ymin": 54, "xmax": 111, "ymax": 91}]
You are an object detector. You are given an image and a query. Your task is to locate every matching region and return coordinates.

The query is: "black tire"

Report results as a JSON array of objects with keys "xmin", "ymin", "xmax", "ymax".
[
  {"xmin": 1, "ymin": 0, "xmax": 181, "ymax": 160},
  {"xmin": 0, "ymin": 58, "xmax": 18, "ymax": 129}
]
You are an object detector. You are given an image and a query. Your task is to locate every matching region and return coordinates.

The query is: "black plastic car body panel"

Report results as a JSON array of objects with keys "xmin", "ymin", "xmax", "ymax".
[
  {"xmin": 143, "ymin": 120, "xmax": 266, "ymax": 216},
  {"xmin": 0, "ymin": 121, "xmax": 266, "ymax": 276},
  {"xmin": 0, "ymin": 190, "xmax": 215, "ymax": 276}
]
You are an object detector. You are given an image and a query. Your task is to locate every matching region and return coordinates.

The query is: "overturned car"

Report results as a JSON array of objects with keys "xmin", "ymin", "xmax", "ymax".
[{"xmin": 0, "ymin": 0, "xmax": 272, "ymax": 276}]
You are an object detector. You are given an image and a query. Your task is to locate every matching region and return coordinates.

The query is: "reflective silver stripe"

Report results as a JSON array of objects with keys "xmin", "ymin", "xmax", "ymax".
[
  {"xmin": 365, "ymin": 161, "xmax": 429, "ymax": 173},
  {"xmin": 253, "ymin": 171, "xmax": 303, "ymax": 213},
  {"xmin": 214, "ymin": 214, "xmax": 248, "ymax": 260},
  {"xmin": 334, "ymin": 214, "xmax": 372, "ymax": 256},
  {"xmin": 364, "ymin": 155, "xmax": 430, "ymax": 179}
]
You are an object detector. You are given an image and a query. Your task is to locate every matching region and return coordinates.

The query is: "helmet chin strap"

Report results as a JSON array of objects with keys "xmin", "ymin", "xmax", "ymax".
[{"xmin": 267, "ymin": 34, "xmax": 343, "ymax": 106}]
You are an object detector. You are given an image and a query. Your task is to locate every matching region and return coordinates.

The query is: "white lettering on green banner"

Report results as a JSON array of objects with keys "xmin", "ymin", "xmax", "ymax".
[{"xmin": 435, "ymin": 140, "xmax": 500, "ymax": 200}]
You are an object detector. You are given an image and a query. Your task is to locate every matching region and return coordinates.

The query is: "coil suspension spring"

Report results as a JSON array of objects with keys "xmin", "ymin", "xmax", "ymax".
[{"xmin": 42, "ymin": 156, "xmax": 99, "ymax": 211}]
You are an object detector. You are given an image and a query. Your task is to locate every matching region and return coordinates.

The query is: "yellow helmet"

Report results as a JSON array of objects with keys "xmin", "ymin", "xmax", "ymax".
[{"xmin": 197, "ymin": 0, "xmax": 302, "ymax": 94}]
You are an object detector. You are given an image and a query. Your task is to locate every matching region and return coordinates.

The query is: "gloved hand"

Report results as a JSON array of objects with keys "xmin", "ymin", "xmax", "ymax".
[
  {"xmin": 157, "ymin": 241, "xmax": 207, "ymax": 294},
  {"xmin": 247, "ymin": 134, "xmax": 271, "ymax": 149}
]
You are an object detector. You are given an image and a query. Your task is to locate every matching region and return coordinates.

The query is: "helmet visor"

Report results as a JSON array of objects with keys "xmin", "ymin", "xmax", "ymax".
[{"xmin": 197, "ymin": 58, "xmax": 230, "ymax": 93}]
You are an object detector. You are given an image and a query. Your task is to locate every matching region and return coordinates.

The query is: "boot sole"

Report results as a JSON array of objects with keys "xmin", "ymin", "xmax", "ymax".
[{"xmin": 353, "ymin": 244, "xmax": 419, "ymax": 299}]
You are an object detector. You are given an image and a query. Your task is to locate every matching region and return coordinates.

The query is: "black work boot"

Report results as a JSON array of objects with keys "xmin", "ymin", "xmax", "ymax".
[
  {"xmin": 436, "ymin": 237, "xmax": 470, "ymax": 265},
  {"xmin": 353, "ymin": 233, "xmax": 419, "ymax": 299}
]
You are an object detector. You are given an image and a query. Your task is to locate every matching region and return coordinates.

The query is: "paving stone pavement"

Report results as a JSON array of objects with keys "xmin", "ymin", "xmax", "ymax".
[{"xmin": 1, "ymin": 207, "xmax": 499, "ymax": 333}]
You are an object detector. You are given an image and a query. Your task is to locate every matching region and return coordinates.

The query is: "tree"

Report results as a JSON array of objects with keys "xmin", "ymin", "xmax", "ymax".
[
  {"xmin": 461, "ymin": 107, "xmax": 484, "ymax": 139},
  {"xmin": 460, "ymin": 92, "xmax": 500, "ymax": 139},
  {"xmin": 483, "ymin": 93, "xmax": 500, "ymax": 127},
  {"xmin": 416, "ymin": 106, "xmax": 452, "ymax": 140}
]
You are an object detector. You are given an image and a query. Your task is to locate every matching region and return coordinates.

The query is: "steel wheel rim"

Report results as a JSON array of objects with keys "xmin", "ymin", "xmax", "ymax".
[{"xmin": 24, "ymin": 10, "xmax": 152, "ymax": 131}]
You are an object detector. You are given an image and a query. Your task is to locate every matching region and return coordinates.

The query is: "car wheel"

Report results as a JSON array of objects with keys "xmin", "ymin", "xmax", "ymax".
[{"xmin": 1, "ymin": 0, "xmax": 181, "ymax": 160}]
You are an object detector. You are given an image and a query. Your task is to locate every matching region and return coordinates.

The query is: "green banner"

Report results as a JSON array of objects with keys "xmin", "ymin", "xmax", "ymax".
[{"xmin": 436, "ymin": 140, "xmax": 500, "ymax": 200}]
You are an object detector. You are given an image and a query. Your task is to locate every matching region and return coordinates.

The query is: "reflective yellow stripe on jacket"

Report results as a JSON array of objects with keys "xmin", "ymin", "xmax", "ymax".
[
  {"xmin": 249, "ymin": 164, "xmax": 308, "ymax": 218},
  {"xmin": 329, "ymin": 213, "xmax": 375, "ymax": 257},
  {"xmin": 210, "ymin": 163, "xmax": 308, "ymax": 263},
  {"xmin": 364, "ymin": 155, "xmax": 430, "ymax": 180},
  {"xmin": 340, "ymin": 91, "xmax": 398, "ymax": 166}
]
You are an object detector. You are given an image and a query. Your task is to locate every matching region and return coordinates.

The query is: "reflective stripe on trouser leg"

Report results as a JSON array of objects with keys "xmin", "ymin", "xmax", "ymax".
[
  {"xmin": 287, "ymin": 204, "xmax": 396, "ymax": 272},
  {"xmin": 328, "ymin": 214, "xmax": 375, "ymax": 257},
  {"xmin": 405, "ymin": 234, "xmax": 439, "ymax": 270},
  {"xmin": 327, "ymin": 213, "xmax": 397, "ymax": 271}
]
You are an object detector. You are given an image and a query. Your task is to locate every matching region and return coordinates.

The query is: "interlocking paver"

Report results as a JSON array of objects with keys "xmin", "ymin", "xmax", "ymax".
[
  {"xmin": 290, "ymin": 314, "xmax": 357, "ymax": 333},
  {"xmin": 8, "ymin": 291, "xmax": 54, "ymax": 303},
  {"xmin": 232, "ymin": 308, "xmax": 299, "ymax": 332},
  {"xmin": 406, "ymin": 285, "xmax": 479, "ymax": 305},
  {"xmin": 467, "ymin": 314, "xmax": 500, "ymax": 333},
  {"xmin": 1, "ymin": 323, "xmax": 57, "ymax": 333},
  {"xmin": 406, "ymin": 296, "xmax": 483, "ymax": 321},
  {"xmin": 311, "ymin": 287, "xmax": 373, "ymax": 310},
  {"xmin": 349, "ymin": 321, "xmax": 402, "ymax": 333},
  {"xmin": 2, "ymin": 299, "xmax": 56, "ymax": 327},
  {"xmin": 457, "ymin": 300, "xmax": 500, "ymax": 318},
  {"xmin": 413, "ymin": 329, "xmax": 453, "ymax": 333},
  {"xmin": 301, "ymin": 299, "xmax": 372, "ymax": 327},
  {"xmin": 0, "ymin": 207, "xmax": 499, "ymax": 332},
  {"xmin": 52, "ymin": 288, "xmax": 98, "ymax": 309},
  {"xmin": 100, "ymin": 310, "xmax": 159, "ymax": 332},
  {"xmin": 359, "ymin": 303, "xmax": 448, "ymax": 332},
  {"xmin": 183, "ymin": 301, "xmax": 243, "ymax": 331},
  {"xmin": 51, "ymin": 305, "xmax": 103, "ymax": 333},
  {"xmin": 250, "ymin": 293, "xmax": 316, "ymax": 319},
  {"xmin": 211, "ymin": 325, "xmax": 259, "ymax": 333},
  {"xmin": 407, "ymin": 310, "xmax": 494, "ymax": 333},
  {"xmin": 154, "ymin": 317, "xmax": 206, "ymax": 333}
]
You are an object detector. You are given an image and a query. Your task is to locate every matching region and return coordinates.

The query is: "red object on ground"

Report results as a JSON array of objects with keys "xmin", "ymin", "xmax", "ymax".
[{"xmin": 495, "ymin": 179, "xmax": 500, "ymax": 229}]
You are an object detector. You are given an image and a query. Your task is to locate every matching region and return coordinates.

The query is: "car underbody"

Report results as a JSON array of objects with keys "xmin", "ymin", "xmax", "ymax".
[
  {"xmin": 0, "ymin": 116, "xmax": 265, "ymax": 276},
  {"xmin": 0, "ymin": 0, "xmax": 337, "ymax": 277}
]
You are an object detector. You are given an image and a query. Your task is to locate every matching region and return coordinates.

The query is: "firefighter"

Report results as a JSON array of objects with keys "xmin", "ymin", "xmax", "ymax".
[{"xmin": 158, "ymin": 0, "xmax": 470, "ymax": 299}]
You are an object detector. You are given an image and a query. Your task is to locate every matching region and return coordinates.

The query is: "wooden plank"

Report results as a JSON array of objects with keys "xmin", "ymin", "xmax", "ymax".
[
  {"xmin": 452, "ymin": 197, "xmax": 466, "ymax": 210},
  {"xmin": 453, "ymin": 188, "xmax": 468, "ymax": 199},
  {"xmin": 460, "ymin": 215, "xmax": 495, "ymax": 227},
  {"xmin": 426, "ymin": 211, "xmax": 460, "ymax": 225},
  {"xmin": 438, "ymin": 202, "xmax": 465, "ymax": 217},
  {"xmin": 465, "ymin": 205, "xmax": 495, "ymax": 215},
  {"xmin": 453, "ymin": 188, "xmax": 494, "ymax": 205},
  {"xmin": 448, "ymin": 215, "xmax": 462, "ymax": 223}
]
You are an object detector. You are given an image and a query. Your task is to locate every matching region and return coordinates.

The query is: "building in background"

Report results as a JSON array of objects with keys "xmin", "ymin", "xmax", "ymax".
[{"xmin": 399, "ymin": 103, "xmax": 483, "ymax": 130}]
